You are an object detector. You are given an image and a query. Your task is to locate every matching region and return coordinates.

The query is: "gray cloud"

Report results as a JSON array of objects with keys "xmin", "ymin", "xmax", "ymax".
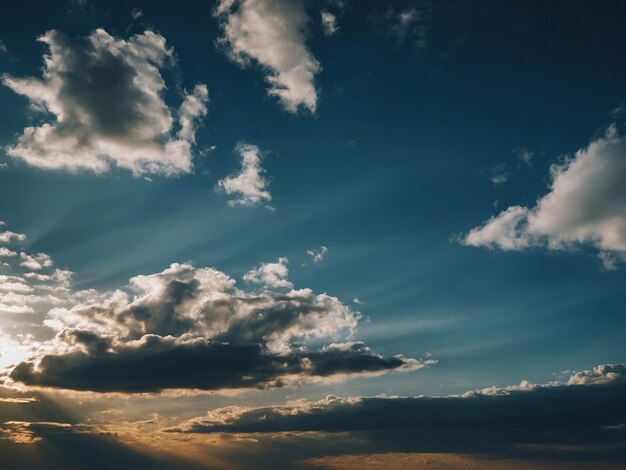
[
  {"xmin": 171, "ymin": 364, "xmax": 626, "ymax": 462},
  {"xmin": 2, "ymin": 29, "xmax": 208, "ymax": 176},
  {"xmin": 9, "ymin": 262, "xmax": 428, "ymax": 393}
]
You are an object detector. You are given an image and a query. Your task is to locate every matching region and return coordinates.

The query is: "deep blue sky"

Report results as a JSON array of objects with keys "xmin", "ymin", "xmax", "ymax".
[{"xmin": 0, "ymin": 0, "xmax": 625, "ymax": 399}]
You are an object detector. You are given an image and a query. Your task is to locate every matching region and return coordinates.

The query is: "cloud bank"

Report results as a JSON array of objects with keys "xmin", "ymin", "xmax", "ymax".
[{"xmin": 8, "ymin": 260, "xmax": 427, "ymax": 393}]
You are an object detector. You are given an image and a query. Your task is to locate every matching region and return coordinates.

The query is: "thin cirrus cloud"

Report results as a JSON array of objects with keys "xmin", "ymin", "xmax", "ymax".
[
  {"xmin": 217, "ymin": 143, "xmax": 271, "ymax": 207},
  {"xmin": 6, "ymin": 253, "xmax": 429, "ymax": 393},
  {"xmin": 214, "ymin": 0, "xmax": 321, "ymax": 113},
  {"xmin": 461, "ymin": 125, "xmax": 626, "ymax": 269},
  {"xmin": 1, "ymin": 29, "xmax": 208, "ymax": 176},
  {"xmin": 170, "ymin": 364, "xmax": 626, "ymax": 462}
]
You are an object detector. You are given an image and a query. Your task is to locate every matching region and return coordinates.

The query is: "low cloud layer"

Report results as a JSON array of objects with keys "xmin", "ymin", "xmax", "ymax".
[
  {"xmin": 5, "ymin": 253, "xmax": 426, "ymax": 393},
  {"xmin": 171, "ymin": 364, "xmax": 626, "ymax": 461},
  {"xmin": 215, "ymin": 0, "xmax": 320, "ymax": 113},
  {"xmin": 462, "ymin": 126, "xmax": 626, "ymax": 268},
  {"xmin": 2, "ymin": 29, "xmax": 208, "ymax": 176}
]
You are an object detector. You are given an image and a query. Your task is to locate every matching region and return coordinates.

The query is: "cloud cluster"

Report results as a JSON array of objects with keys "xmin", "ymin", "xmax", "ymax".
[
  {"xmin": 2, "ymin": 29, "xmax": 208, "ymax": 176},
  {"xmin": 462, "ymin": 126, "xmax": 626, "ymax": 268},
  {"xmin": 171, "ymin": 364, "xmax": 626, "ymax": 461},
  {"xmin": 217, "ymin": 143, "xmax": 271, "ymax": 206},
  {"xmin": 9, "ymin": 262, "xmax": 427, "ymax": 393},
  {"xmin": 215, "ymin": 0, "xmax": 320, "ymax": 113}
]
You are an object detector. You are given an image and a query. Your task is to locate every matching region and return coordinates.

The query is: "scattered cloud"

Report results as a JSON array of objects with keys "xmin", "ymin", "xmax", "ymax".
[
  {"xmin": 131, "ymin": 8, "xmax": 143, "ymax": 20},
  {"xmin": 217, "ymin": 143, "xmax": 271, "ymax": 207},
  {"xmin": 2, "ymin": 29, "xmax": 208, "ymax": 176},
  {"xmin": 307, "ymin": 245, "xmax": 328, "ymax": 263},
  {"xmin": 321, "ymin": 11, "xmax": 338, "ymax": 36},
  {"xmin": 516, "ymin": 148, "xmax": 535, "ymax": 167},
  {"xmin": 461, "ymin": 126, "xmax": 626, "ymax": 267},
  {"xmin": 214, "ymin": 0, "xmax": 320, "ymax": 113},
  {"xmin": 374, "ymin": 4, "xmax": 432, "ymax": 52},
  {"xmin": 489, "ymin": 163, "xmax": 508, "ymax": 185},
  {"xmin": 244, "ymin": 257, "xmax": 292, "ymax": 289},
  {"xmin": 0, "ymin": 39, "xmax": 7, "ymax": 54}
]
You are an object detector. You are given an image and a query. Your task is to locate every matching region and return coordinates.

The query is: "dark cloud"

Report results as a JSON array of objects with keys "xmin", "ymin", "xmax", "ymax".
[
  {"xmin": 8, "ymin": 261, "xmax": 427, "ymax": 393},
  {"xmin": 171, "ymin": 364, "xmax": 626, "ymax": 462},
  {"xmin": 10, "ymin": 336, "xmax": 417, "ymax": 393}
]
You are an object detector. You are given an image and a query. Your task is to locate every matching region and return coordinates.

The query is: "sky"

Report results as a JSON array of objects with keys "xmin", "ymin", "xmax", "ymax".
[{"xmin": 0, "ymin": 0, "xmax": 625, "ymax": 468}]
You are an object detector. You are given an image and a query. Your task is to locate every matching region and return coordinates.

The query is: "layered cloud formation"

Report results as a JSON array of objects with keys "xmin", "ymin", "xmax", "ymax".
[
  {"xmin": 171, "ymin": 364, "xmax": 626, "ymax": 462},
  {"xmin": 462, "ymin": 126, "xmax": 626, "ymax": 268},
  {"xmin": 0, "ymin": 229, "xmax": 427, "ymax": 393},
  {"xmin": 215, "ymin": 0, "xmax": 320, "ymax": 113},
  {"xmin": 2, "ymin": 29, "xmax": 208, "ymax": 176}
]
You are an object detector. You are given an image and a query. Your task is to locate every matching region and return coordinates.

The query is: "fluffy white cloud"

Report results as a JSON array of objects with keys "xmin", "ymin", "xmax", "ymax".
[
  {"xmin": 217, "ymin": 143, "xmax": 271, "ymax": 206},
  {"xmin": 19, "ymin": 253, "xmax": 53, "ymax": 271},
  {"xmin": 320, "ymin": 11, "xmax": 338, "ymax": 36},
  {"xmin": 215, "ymin": 0, "xmax": 320, "ymax": 113},
  {"xmin": 0, "ymin": 231, "xmax": 26, "ymax": 244},
  {"xmin": 0, "ymin": 248, "xmax": 17, "ymax": 257},
  {"xmin": 462, "ymin": 126, "xmax": 626, "ymax": 267},
  {"xmin": 2, "ymin": 29, "xmax": 208, "ymax": 176},
  {"xmin": 243, "ymin": 257, "xmax": 292, "ymax": 289}
]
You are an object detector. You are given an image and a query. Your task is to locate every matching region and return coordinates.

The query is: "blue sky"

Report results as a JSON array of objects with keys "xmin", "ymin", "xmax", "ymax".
[{"xmin": 0, "ymin": 1, "xmax": 625, "ymax": 468}]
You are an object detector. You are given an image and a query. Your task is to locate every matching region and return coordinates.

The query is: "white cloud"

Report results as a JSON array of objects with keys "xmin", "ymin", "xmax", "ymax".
[
  {"xmin": 19, "ymin": 253, "xmax": 53, "ymax": 271},
  {"xmin": 243, "ymin": 257, "xmax": 292, "ymax": 289},
  {"xmin": 215, "ymin": 0, "xmax": 320, "ymax": 113},
  {"xmin": 307, "ymin": 245, "xmax": 328, "ymax": 263},
  {"xmin": 217, "ymin": 143, "xmax": 271, "ymax": 206},
  {"xmin": 2, "ymin": 29, "xmax": 208, "ymax": 176},
  {"xmin": 0, "ymin": 231, "xmax": 26, "ymax": 244},
  {"xmin": 0, "ymin": 248, "xmax": 17, "ymax": 257},
  {"xmin": 0, "ymin": 39, "xmax": 7, "ymax": 54},
  {"xmin": 462, "ymin": 126, "xmax": 626, "ymax": 266},
  {"xmin": 320, "ymin": 11, "xmax": 338, "ymax": 36}
]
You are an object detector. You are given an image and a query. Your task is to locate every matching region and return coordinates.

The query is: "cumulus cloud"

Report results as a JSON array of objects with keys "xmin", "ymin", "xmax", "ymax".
[
  {"xmin": 19, "ymin": 253, "xmax": 53, "ymax": 271},
  {"xmin": 215, "ymin": 0, "xmax": 321, "ymax": 113},
  {"xmin": 243, "ymin": 257, "xmax": 292, "ymax": 288},
  {"xmin": 462, "ymin": 126, "xmax": 626, "ymax": 266},
  {"xmin": 171, "ymin": 364, "xmax": 626, "ymax": 462},
  {"xmin": 217, "ymin": 143, "xmax": 271, "ymax": 206},
  {"xmin": 0, "ymin": 226, "xmax": 26, "ymax": 244},
  {"xmin": 320, "ymin": 11, "xmax": 338, "ymax": 36},
  {"xmin": 9, "ymin": 261, "xmax": 426, "ymax": 393},
  {"xmin": 307, "ymin": 245, "xmax": 328, "ymax": 263},
  {"xmin": 2, "ymin": 29, "xmax": 208, "ymax": 176}
]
